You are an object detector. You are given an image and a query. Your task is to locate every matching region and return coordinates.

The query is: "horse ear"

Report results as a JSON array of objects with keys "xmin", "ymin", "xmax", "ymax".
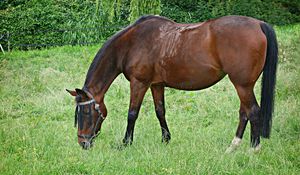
[
  {"xmin": 75, "ymin": 88, "xmax": 88, "ymax": 97},
  {"xmin": 66, "ymin": 89, "xmax": 77, "ymax": 96}
]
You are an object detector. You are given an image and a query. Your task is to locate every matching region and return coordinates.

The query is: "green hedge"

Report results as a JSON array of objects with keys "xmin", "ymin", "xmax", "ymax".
[
  {"xmin": 0, "ymin": 0, "xmax": 129, "ymax": 50},
  {"xmin": 0, "ymin": 0, "xmax": 299, "ymax": 50},
  {"xmin": 161, "ymin": 0, "xmax": 300, "ymax": 24}
]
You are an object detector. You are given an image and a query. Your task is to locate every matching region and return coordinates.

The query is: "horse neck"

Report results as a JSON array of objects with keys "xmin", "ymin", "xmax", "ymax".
[{"xmin": 83, "ymin": 48, "xmax": 121, "ymax": 102}]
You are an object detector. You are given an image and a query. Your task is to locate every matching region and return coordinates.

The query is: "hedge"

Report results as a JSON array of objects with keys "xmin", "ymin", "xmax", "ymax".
[{"xmin": 0, "ymin": 0, "xmax": 299, "ymax": 50}]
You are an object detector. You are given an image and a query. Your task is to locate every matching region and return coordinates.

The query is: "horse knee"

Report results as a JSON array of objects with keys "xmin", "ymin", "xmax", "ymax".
[
  {"xmin": 155, "ymin": 107, "xmax": 165, "ymax": 118},
  {"xmin": 239, "ymin": 110, "xmax": 248, "ymax": 121},
  {"xmin": 249, "ymin": 105, "xmax": 260, "ymax": 122},
  {"xmin": 128, "ymin": 110, "xmax": 138, "ymax": 123}
]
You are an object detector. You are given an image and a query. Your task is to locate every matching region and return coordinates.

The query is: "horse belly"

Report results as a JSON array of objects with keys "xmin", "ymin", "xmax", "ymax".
[{"xmin": 161, "ymin": 63, "xmax": 226, "ymax": 90}]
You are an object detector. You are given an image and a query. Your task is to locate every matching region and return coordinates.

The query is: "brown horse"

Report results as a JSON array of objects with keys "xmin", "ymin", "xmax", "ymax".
[{"xmin": 67, "ymin": 15, "xmax": 278, "ymax": 151}]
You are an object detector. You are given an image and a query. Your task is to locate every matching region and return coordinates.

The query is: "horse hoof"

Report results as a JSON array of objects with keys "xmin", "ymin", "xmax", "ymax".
[
  {"xmin": 225, "ymin": 137, "xmax": 242, "ymax": 153},
  {"xmin": 249, "ymin": 144, "xmax": 262, "ymax": 153},
  {"xmin": 162, "ymin": 137, "xmax": 171, "ymax": 144},
  {"xmin": 122, "ymin": 138, "xmax": 133, "ymax": 146}
]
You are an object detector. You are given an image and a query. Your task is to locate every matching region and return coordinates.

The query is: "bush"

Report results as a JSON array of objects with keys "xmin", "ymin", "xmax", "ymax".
[
  {"xmin": 0, "ymin": 0, "xmax": 129, "ymax": 50},
  {"xmin": 161, "ymin": 0, "xmax": 300, "ymax": 24},
  {"xmin": 0, "ymin": 0, "xmax": 299, "ymax": 50}
]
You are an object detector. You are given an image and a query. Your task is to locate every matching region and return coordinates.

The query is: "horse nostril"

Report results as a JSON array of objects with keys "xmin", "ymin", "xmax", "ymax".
[{"xmin": 80, "ymin": 141, "xmax": 91, "ymax": 150}]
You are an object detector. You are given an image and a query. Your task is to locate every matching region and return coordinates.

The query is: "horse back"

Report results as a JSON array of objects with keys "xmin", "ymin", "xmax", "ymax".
[{"xmin": 118, "ymin": 15, "xmax": 267, "ymax": 90}]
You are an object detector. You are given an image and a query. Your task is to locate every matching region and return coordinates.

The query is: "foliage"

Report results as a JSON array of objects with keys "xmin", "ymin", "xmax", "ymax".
[
  {"xmin": 161, "ymin": 0, "xmax": 300, "ymax": 24},
  {"xmin": 0, "ymin": 0, "xmax": 300, "ymax": 50},
  {"xmin": 0, "ymin": 0, "xmax": 68, "ymax": 49},
  {"xmin": 128, "ymin": 0, "xmax": 161, "ymax": 22},
  {"xmin": 0, "ymin": 0, "xmax": 130, "ymax": 50},
  {"xmin": 0, "ymin": 25, "xmax": 299, "ymax": 174},
  {"xmin": 0, "ymin": 0, "xmax": 27, "ymax": 10}
]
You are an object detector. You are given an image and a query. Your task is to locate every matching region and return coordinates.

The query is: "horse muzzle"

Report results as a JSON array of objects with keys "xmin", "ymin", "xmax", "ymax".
[{"xmin": 79, "ymin": 140, "xmax": 93, "ymax": 150}]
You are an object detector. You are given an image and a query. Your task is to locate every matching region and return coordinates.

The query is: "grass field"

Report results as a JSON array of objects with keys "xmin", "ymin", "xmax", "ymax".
[{"xmin": 0, "ymin": 24, "xmax": 299, "ymax": 174}]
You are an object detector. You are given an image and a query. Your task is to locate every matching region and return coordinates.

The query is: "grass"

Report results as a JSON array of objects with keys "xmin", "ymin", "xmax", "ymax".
[{"xmin": 0, "ymin": 24, "xmax": 300, "ymax": 174}]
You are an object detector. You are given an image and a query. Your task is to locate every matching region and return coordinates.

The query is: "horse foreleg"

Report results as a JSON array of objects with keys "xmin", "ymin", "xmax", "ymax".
[
  {"xmin": 151, "ymin": 85, "xmax": 171, "ymax": 143},
  {"xmin": 123, "ymin": 78, "xmax": 149, "ymax": 145}
]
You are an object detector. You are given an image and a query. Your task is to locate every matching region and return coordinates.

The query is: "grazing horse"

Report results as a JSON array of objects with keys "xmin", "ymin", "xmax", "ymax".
[{"xmin": 67, "ymin": 15, "xmax": 278, "ymax": 151}]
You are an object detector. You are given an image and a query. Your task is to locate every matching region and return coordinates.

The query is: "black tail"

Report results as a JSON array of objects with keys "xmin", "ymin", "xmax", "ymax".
[{"xmin": 259, "ymin": 22, "xmax": 278, "ymax": 138}]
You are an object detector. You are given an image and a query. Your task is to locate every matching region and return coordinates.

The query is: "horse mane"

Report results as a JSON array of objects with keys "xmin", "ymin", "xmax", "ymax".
[{"xmin": 84, "ymin": 15, "xmax": 172, "ymax": 86}]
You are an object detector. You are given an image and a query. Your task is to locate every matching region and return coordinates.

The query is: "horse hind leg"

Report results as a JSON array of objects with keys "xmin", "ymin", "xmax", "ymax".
[
  {"xmin": 226, "ymin": 85, "xmax": 261, "ymax": 153},
  {"xmin": 249, "ymin": 103, "xmax": 261, "ymax": 152},
  {"xmin": 225, "ymin": 108, "xmax": 248, "ymax": 153}
]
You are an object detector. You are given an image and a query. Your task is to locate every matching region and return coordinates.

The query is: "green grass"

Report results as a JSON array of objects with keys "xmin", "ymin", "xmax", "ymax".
[{"xmin": 0, "ymin": 24, "xmax": 299, "ymax": 174}]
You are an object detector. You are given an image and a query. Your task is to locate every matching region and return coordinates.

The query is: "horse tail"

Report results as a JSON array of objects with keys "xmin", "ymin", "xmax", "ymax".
[{"xmin": 259, "ymin": 22, "xmax": 278, "ymax": 138}]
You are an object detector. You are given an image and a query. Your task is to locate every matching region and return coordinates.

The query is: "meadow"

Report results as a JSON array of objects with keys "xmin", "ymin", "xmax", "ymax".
[{"xmin": 0, "ymin": 24, "xmax": 299, "ymax": 174}]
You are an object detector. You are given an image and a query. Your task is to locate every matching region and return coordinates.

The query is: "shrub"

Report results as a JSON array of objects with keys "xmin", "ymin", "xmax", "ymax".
[
  {"xmin": 0, "ymin": 0, "xmax": 299, "ymax": 50},
  {"xmin": 161, "ymin": 0, "xmax": 300, "ymax": 24}
]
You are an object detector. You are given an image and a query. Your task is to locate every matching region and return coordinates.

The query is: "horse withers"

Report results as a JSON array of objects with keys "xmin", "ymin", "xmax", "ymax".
[{"xmin": 67, "ymin": 15, "xmax": 278, "ymax": 151}]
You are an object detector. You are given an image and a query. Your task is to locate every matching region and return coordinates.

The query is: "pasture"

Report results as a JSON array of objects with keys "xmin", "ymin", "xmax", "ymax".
[{"xmin": 0, "ymin": 25, "xmax": 299, "ymax": 174}]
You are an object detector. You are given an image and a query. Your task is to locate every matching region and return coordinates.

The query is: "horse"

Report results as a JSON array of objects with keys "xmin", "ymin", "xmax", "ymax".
[{"xmin": 66, "ymin": 15, "xmax": 278, "ymax": 151}]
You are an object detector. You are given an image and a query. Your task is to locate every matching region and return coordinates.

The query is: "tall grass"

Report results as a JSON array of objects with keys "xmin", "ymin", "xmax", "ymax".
[{"xmin": 0, "ymin": 25, "xmax": 299, "ymax": 174}]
